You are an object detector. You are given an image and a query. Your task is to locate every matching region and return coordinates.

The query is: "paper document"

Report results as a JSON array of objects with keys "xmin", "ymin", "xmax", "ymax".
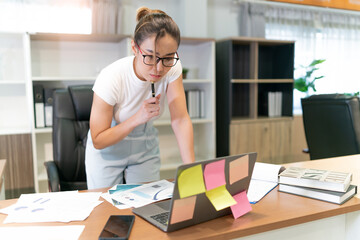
[
  {"xmin": 247, "ymin": 162, "xmax": 285, "ymax": 204},
  {"xmin": 101, "ymin": 184, "xmax": 142, "ymax": 209},
  {"xmin": 0, "ymin": 226, "xmax": 85, "ymax": 240},
  {"xmin": 110, "ymin": 179, "xmax": 174, "ymax": 208},
  {"xmin": 0, "ymin": 191, "xmax": 102, "ymax": 223}
]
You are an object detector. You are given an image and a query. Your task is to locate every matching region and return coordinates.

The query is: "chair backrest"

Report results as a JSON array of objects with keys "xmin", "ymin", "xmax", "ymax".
[
  {"xmin": 301, "ymin": 94, "xmax": 360, "ymax": 160},
  {"xmin": 52, "ymin": 85, "xmax": 93, "ymax": 191}
]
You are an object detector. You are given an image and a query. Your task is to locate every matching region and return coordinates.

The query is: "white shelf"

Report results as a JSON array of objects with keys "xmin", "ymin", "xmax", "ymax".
[
  {"xmin": 34, "ymin": 128, "xmax": 52, "ymax": 134},
  {"xmin": 38, "ymin": 170, "xmax": 48, "ymax": 182},
  {"xmin": 0, "ymin": 127, "xmax": 31, "ymax": 135},
  {"xmin": 32, "ymin": 76, "xmax": 97, "ymax": 81},
  {"xmin": 183, "ymin": 79, "xmax": 212, "ymax": 83},
  {"xmin": 154, "ymin": 118, "xmax": 213, "ymax": 126},
  {"xmin": 0, "ymin": 81, "xmax": 26, "ymax": 85}
]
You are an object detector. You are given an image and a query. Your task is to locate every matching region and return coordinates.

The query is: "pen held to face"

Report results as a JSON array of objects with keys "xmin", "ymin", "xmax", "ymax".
[{"xmin": 151, "ymin": 82, "xmax": 156, "ymax": 98}]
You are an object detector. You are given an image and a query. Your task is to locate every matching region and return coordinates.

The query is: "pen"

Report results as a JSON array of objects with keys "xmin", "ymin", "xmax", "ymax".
[{"xmin": 151, "ymin": 82, "xmax": 155, "ymax": 98}]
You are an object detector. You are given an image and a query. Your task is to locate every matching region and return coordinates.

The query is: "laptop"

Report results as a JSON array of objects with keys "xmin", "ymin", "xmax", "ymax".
[{"xmin": 132, "ymin": 152, "xmax": 257, "ymax": 232}]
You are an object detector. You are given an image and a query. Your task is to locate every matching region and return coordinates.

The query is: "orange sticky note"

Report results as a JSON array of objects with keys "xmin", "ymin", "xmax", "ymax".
[
  {"xmin": 204, "ymin": 159, "xmax": 226, "ymax": 190},
  {"xmin": 230, "ymin": 191, "xmax": 252, "ymax": 219},
  {"xmin": 170, "ymin": 196, "xmax": 197, "ymax": 224},
  {"xmin": 178, "ymin": 164, "xmax": 206, "ymax": 198},
  {"xmin": 205, "ymin": 185, "xmax": 237, "ymax": 211},
  {"xmin": 229, "ymin": 155, "xmax": 249, "ymax": 185}
]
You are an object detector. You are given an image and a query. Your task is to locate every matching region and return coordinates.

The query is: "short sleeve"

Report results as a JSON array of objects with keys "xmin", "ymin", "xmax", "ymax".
[
  {"xmin": 92, "ymin": 68, "xmax": 119, "ymax": 106},
  {"xmin": 166, "ymin": 60, "xmax": 182, "ymax": 83}
]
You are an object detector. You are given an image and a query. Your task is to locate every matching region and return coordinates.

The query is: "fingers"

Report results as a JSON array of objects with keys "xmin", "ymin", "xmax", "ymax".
[{"xmin": 146, "ymin": 94, "xmax": 161, "ymax": 104}]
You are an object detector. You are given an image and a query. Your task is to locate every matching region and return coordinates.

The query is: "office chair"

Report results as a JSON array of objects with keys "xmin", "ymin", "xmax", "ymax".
[
  {"xmin": 301, "ymin": 94, "xmax": 360, "ymax": 160},
  {"xmin": 44, "ymin": 85, "xmax": 93, "ymax": 192}
]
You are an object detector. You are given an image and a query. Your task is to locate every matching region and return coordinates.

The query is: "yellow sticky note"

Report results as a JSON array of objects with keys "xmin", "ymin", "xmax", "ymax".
[
  {"xmin": 205, "ymin": 185, "xmax": 237, "ymax": 211},
  {"xmin": 178, "ymin": 164, "xmax": 206, "ymax": 198}
]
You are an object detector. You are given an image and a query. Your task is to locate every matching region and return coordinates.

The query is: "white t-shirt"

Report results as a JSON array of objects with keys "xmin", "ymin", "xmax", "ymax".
[{"xmin": 93, "ymin": 56, "xmax": 182, "ymax": 123}]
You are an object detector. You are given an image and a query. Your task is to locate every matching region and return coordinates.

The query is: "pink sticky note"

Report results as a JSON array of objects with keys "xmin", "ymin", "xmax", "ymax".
[
  {"xmin": 204, "ymin": 159, "xmax": 226, "ymax": 190},
  {"xmin": 230, "ymin": 191, "xmax": 252, "ymax": 219},
  {"xmin": 229, "ymin": 155, "xmax": 249, "ymax": 185}
]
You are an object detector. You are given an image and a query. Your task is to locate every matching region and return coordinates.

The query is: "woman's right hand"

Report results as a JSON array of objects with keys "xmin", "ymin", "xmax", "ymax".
[{"xmin": 135, "ymin": 94, "xmax": 161, "ymax": 125}]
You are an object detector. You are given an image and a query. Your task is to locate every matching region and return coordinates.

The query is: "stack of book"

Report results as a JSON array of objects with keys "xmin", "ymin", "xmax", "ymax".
[
  {"xmin": 185, "ymin": 89, "xmax": 205, "ymax": 119},
  {"xmin": 278, "ymin": 167, "xmax": 357, "ymax": 204},
  {"xmin": 33, "ymin": 84, "xmax": 54, "ymax": 128}
]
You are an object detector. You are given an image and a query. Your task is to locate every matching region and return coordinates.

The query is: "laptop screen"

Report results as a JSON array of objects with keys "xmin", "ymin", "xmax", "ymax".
[{"xmin": 166, "ymin": 153, "xmax": 257, "ymax": 232}]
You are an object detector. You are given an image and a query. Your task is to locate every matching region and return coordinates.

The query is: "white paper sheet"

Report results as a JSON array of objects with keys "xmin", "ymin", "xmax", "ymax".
[
  {"xmin": 111, "ymin": 179, "xmax": 174, "ymax": 208},
  {"xmin": 0, "ymin": 191, "xmax": 103, "ymax": 223},
  {"xmin": 0, "ymin": 225, "xmax": 85, "ymax": 240},
  {"xmin": 247, "ymin": 162, "xmax": 284, "ymax": 204}
]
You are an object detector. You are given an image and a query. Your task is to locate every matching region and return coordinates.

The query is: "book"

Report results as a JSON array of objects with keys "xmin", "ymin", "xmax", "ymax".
[
  {"xmin": 279, "ymin": 167, "xmax": 352, "ymax": 192},
  {"xmin": 247, "ymin": 162, "xmax": 285, "ymax": 204},
  {"xmin": 33, "ymin": 84, "xmax": 45, "ymax": 128},
  {"xmin": 279, "ymin": 184, "xmax": 357, "ymax": 205},
  {"xmin": 44, "ymin": 88, "xmax": 54, "ymax": 127}
]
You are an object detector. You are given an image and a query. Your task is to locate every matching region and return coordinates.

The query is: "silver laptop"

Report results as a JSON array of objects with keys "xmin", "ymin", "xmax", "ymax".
[{"xmin": 132, "ymin": 153, "xmax": 257, "ymax": 232}]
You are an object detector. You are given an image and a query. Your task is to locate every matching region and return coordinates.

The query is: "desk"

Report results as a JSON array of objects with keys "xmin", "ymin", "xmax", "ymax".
[
  {"xmin": 0, "ymin": 159, "xmax": 6, "ymax": 200},
  {"xmin": 0, "ymin": 155, "xmax": 360, "ymax": 239}
]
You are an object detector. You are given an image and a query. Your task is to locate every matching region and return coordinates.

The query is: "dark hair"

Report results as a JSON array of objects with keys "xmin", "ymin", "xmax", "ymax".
[{"xmin": 134, "ymin": 7, "xmax": 180, "ymax": 47}]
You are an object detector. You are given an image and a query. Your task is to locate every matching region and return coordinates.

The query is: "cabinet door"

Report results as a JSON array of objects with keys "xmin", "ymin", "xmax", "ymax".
[
  {"xmin": 0, "ymin": 134, "xmax": 34, "ymax": 199},
  {"xmin": 230, "ymin": 120, "xmax": 292, "ymax": 164}
]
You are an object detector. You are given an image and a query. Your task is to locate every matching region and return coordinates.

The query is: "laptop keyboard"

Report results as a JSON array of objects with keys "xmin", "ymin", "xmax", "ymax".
[{"xmin": 150, "ymin": 212, "xmax": 169, "ymax": 226}]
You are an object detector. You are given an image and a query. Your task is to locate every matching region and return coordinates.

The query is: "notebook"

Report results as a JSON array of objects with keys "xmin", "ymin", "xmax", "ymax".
[{"xmin": 132, "ymin": 153, "xmax": 257, "ymax": 232}]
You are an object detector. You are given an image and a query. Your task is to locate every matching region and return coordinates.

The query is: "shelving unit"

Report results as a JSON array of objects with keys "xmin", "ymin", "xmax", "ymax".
[
  {"xmin": 23, "ymin": 33, "xmax": 215, "ymax": 191},
  {"xmin": 0, "ymin": 32, "xmax": 34, "ymax": 198},
  {"xmin": 27, "ymin": 33, "xmax": 132, "ymax": 192},
  {"xmin": 216, "ymin": 37, "xmax": 294, "ymax": 163},
  {"xmin": 0, "ymin": 32, "xmax": 32, "ymax": 134}
]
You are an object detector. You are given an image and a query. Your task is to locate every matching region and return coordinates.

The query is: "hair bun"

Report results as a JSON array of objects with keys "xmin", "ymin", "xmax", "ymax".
[
  {"xmin": 136, "ymin": 7, "xmax": 167, "ymax": 22},
  {"xmin": 136, "ymin": 7, "xmax": 151, "ymax": 22}
]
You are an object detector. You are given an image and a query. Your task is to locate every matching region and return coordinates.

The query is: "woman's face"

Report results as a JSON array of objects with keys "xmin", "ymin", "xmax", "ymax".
[{"xmin": 132, "ymin": 33, "xmax": 178, "ymax": 82}]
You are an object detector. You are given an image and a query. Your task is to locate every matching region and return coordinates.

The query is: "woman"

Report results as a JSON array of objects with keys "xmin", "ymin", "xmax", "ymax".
[{"xmin": 85, "ymin": 7, "xmax": 195, "ymax": 189}]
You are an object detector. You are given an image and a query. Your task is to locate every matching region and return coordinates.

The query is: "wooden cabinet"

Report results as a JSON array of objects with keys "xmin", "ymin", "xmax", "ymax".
[
  {"xmin": 216, "ymin": 37, "xmax": 295, "ymax": 161},
  {"xmin": 230, "ymin": 119, "xmax": 292, "ymax": 164},
  {"xmin": 0, "ymin": 134, "xmax": 34, "ymax": 199}
]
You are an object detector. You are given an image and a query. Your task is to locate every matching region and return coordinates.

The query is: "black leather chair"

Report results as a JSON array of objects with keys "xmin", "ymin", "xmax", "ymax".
[
  {"xmin": 301, "ymin": 94, "xmax": 360, "ymax": 160},
  {"xmin": 44, "ymin": 85, "xmax": 93, "ymax": 192}
]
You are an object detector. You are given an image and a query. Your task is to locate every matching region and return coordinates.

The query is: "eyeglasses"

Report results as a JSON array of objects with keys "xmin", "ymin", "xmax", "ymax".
[{"xmin": 136, "ymin": 43, "xmax": 179, "ymax": 67}]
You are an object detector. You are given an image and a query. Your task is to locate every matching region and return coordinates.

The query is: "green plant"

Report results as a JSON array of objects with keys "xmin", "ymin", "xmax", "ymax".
[
  {"xmin": 182, "ymin": 68, "xmax": 189, "ymax": 79},
  {"xmin": 294, "ymin": 59, "xmax": 326, "ymax": 93}
]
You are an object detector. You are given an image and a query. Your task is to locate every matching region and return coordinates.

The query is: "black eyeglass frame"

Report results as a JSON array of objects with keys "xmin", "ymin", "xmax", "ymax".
[{"xmin": 135, "ymin": 42, "xmax": 180, "ymax": 67}]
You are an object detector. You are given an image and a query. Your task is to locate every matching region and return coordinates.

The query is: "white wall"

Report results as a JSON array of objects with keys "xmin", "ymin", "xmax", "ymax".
[{"xmin": 120, "ymin": 0, "xmax": 241, "ymax": 39}]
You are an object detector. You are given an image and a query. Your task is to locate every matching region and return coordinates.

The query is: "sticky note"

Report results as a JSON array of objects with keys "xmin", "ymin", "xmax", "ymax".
[
  {"xmin": 170, "ymin": 196, "xmax": 197, "ymax": 224},
  {"xmin": 230, "ymin": 191, "xmax": 252, "ymax": 219},
  {"xmin": 229, "ymin": 155, "xmax": 249, "ymax": 185},
  {"xmin": 204, "ymin": 159, "xmax": 226, "ymax": 190},
  {"xmin": 178, "ymin": 164, "xmax": 206, "ymax": 198},
  {"xmin": 205, "ymin": 185, "xmax": 237, "ymax": 211}
]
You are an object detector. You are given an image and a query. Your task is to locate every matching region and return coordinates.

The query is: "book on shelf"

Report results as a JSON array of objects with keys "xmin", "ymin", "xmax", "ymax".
[
  {"xmin": 44, "ymin": 88, "xmax": 54, "ymax": 127},
  {"xmin": 278, "ymin": 184, "xmax": 357, "ymax": 205},
  {"xmin": 268, "ymin": 91, "xmax": 282, "ymax": 117},
  {"xmin": 185, "ymin": 89, "xmax": 205, "ymax": 118},
  {"xmin": 33, "ymin": 84, "xmax": 45, "ymax": 128},
  {"xmin": 279, "ymin": 167, "xmax": 352, "ymax": 192}
]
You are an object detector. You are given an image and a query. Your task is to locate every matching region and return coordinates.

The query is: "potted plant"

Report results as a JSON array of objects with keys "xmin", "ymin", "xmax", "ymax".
[
  {"xmin": 182, "ymin": 68, "xmax": 189, "ymax": 79},
  {"xmin": 294, "ymin": 59, "xmax": 326, "ymax": 94}
]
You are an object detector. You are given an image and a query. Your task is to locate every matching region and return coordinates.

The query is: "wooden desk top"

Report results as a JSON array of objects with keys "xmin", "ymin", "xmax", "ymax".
[{"xmin": 0, "ymin": 155, "xmax": 360, "ymax": 239}]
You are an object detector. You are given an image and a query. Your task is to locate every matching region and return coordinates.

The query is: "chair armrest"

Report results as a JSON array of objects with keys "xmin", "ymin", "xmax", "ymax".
[{"xmin": 44, "ymin": 161, "xmax": 61, "ymax": 192}]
